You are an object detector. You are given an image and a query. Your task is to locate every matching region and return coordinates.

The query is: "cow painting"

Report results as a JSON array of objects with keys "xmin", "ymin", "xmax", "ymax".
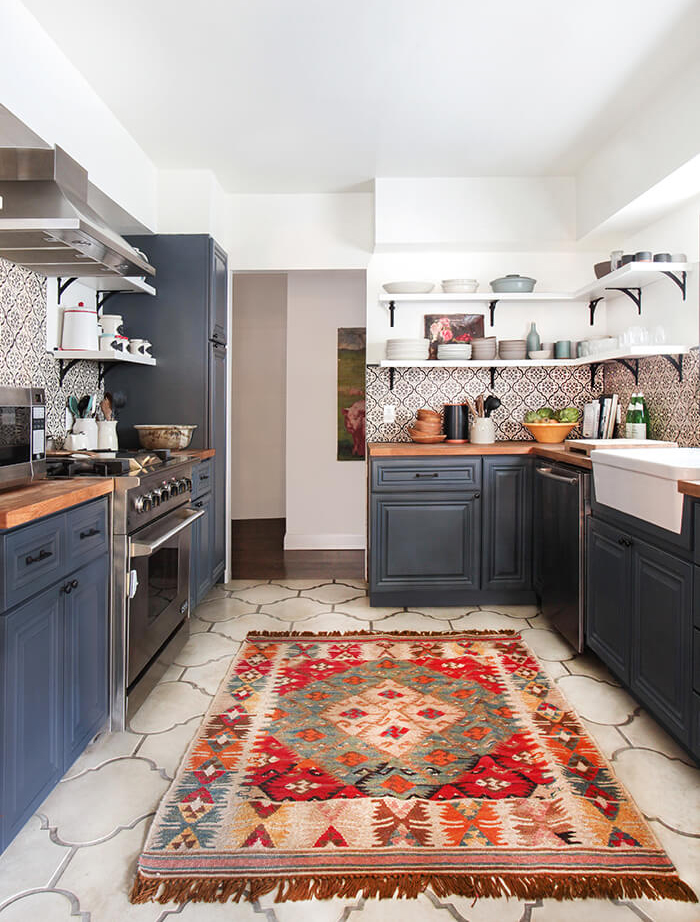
[
  {"xmin": 337, "ymin": 328, "xmax": 366, "ymax": 461},
  {"xmin": 342, "ymin": 399, "xmax": 366, "ymax": 457}
]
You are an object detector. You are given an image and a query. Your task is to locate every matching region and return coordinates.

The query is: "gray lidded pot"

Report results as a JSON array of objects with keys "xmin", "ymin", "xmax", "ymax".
[{"xmin": 490, "ymin": 274, "xmax": 537, "ymax": 293}]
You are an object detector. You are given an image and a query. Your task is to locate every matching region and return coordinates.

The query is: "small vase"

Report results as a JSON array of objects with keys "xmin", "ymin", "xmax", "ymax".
[
  {"xmin": 97, "ymin": 420, "xmax": 118, "ymax": 450},
  {"xmin": 526, "ymin": 322, "xmax": 541, "ymax": 354}
]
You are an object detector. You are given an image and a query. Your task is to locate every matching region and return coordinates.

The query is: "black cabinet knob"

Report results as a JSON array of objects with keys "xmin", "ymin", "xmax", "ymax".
[
  {"xmin": 474, "ymin": 491, "xmax": 481, "ymax": 499},
  {"xmin": 26, "ymin": 548, "xmax": 52, "ymax": 565}
]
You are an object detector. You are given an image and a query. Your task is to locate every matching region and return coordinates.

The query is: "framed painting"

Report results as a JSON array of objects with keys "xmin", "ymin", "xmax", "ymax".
[
  {"xmin": 337, "ymin": 327, "xmax": 366, "ymax": 461},
  {"xmin": 424, "ymin": 313, "xmax": 485, "ymax": 360}
]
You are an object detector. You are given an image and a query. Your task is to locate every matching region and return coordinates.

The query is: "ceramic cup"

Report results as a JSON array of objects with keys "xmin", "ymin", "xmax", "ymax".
[
  {"xmin": 63, "ymin": 432, "xmax": 88, "ymax": 451},
  {"xmin": 99, "ymin": 314, "xmax": 124, "ymax": 336},
  {"xmin": 112, "ymin": 334, "xmax": 129, "ymax": 353},
  {"xmin": 555, "ymin": 340, "xmax": 571, "ymax": 359},
  {"xmin": 128, "ymin": 338, "xmax": 145, "ymax": 355},
  {"xmin": 72, "ymin": 417, "xmax": 98, "ymax": 450},
  {"xmin": 142, "ymin": 340, "xmax": 152, "ymax": 356},
  {"xmin": 470, "ymin": 417, "xmax": 495, "ymax": 445},
  {"xmin": 99, "ymin": 333, "xmax": 119, "ymax": 353},
  {"xmin": 97, "ymin": 420, "xmax": 118, "ymax": 450}
]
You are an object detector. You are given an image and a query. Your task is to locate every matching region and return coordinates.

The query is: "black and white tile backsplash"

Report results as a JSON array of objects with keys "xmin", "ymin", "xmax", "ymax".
[{"xmin": 0, "ymin": 258, "xmax": 101, "ymax": 442}]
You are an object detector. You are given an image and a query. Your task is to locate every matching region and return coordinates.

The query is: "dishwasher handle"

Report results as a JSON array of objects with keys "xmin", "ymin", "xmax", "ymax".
[{"xmin": 535, "ymin": 466, "xmax": 579, "ymax": 486}]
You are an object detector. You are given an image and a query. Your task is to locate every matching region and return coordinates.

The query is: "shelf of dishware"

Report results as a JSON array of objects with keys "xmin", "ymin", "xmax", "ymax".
[
  {"xmin": 379, "ymin": 344, "xmax": 692, "ymax": 370},
  {"xmin": 75, "ymin": 276, "xmax": 156, "ymax": 296},
  {"xmin": 52, "ymin": 349, "xmax": 156, "ymax": 366}
]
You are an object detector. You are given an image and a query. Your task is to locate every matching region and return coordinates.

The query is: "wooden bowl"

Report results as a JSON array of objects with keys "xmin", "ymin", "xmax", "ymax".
[
  {"xmin": 523, "ymin": 421, "xmax": 577, "ymax": 444},
  {"xmin": 408, "ymin": 429, "xmax": 447, "ymax": 443},
  {"xmin": 413, "ymin": 418, "xmax": 442, "ymax": 433},
  {"xmin": 417, "ymin": 408, "xmax": 440, "ymax": 420}
]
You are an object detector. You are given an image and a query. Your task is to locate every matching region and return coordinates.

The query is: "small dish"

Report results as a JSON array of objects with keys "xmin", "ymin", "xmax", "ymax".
[
  {"xmin": 383, "ymin": 282, "xmax": 435, "ymax": 294},
  {"xmin": 529, "ymin": 349, "xmax": 554, "ymax": 359}
]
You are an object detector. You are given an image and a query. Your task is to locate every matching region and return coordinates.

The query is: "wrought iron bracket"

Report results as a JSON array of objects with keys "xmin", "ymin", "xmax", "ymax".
[
  {"xmin": 616, "ymin": 358, "xmax": 639, "ymax": 385},
  {"xmin": 489, "ymin": 366, "xmax": 497, "ymax": 389},
  {"xmin": 57, "ymin": 277, "xmax": 78, "ymax": 304},
  {"xmin": 607, "ymin": 286, "xmax": 642, "ymax": 315},
  {"xmin": 588, "ymin": 297, "xmax": 603, "ymax": 326},
  {"xmin": 387, "ymin": 300, "xmax": 396, "ymax": 327},
  {"xmin": 96, "ymin": 290, "xmax": 118, "ymax": 311},
  {"xmin": 488, "ymin": 300, "xmax": 498, "ymax": 327},
  {"xmin": 660, "ymin": 270, "xmax": 687, "ymax": 300},
  {"xmin": 589, "ymin": 362, "xmax": 601, "ymax": 388},
  {"xmin": 661, "ymin": 354, "xmax": 684, "ymax": 383},
  {"xmin": 98, "ymin": 362, "xmax": 120, "ymax": 389},
  {"xmin": 57, "ymin": 358, "xmax": 80, "ymax": 386},
  {"xmin": 389, "ymin": 367, "xmax": 395, "ymax": 390}
]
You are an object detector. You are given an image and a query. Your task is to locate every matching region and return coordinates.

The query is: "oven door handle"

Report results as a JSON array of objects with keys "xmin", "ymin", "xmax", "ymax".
[{"xmin": 129, "ymin": 507, "xmax": 205, "ymax": 558}]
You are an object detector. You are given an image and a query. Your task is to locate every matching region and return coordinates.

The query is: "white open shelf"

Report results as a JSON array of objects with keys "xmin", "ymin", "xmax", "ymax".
[
  {"xmin": 78, "ymin": 276, "xmax": 156, "ymax": 296},
  {"xmin": 53, "ymin": 349, "xmax": 156, "ymax": 366},
  {"xmin": 379, "ymin": 291, "xmax": 571, "ymax": 303}
]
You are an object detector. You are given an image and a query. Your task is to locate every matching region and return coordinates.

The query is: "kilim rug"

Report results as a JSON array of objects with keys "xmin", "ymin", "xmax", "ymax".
[{"xmin": 130, "ymin": 630, "xmax": 696, "ymax": 905}]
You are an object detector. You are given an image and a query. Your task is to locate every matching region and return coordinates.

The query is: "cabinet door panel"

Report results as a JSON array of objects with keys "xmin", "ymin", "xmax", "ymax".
[
  {"xmin": 1, "ymin": 585, "xmax": 63, "ymax": 849},
  {"xmin": 631, "ymin": 540, "xmax": 692, "ymax": 742},
  {"xmin": 586, "ymin": 519, "xmax": 631, "ymax": 682},
  {"xmin": 209, "ymin": 239, "xmax": 228, "ymax": 344},
  {"xmin": 191, "ymin": 493, "xmax": 213, "ymax": 606},
  {"xmin": 482, "ymin": 458, "xmax": 532, "ymax": 591},
  {"xmin": 63, "ymin": 555, "xmax": 110, "ymax": 769},
  {"xmin": 371, "ymin": 492, "xmax": 480, "ymax": 591},
  {"xmin": 209, "ymin": 340, "xmax": 227, "ymax": 580}
]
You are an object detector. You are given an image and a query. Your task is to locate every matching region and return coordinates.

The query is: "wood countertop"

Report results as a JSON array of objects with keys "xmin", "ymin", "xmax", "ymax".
[
  {"xmin": 174, "ymin": 449, "xmax": 216, "ymax": 460},
  {"xmin": 368, "ymin": 441, "xmax": 592, "ymax": 469},
  {"xmin": 0, "ymin": 479, "xmax": 113, "ymax": 530},
  {"xmin": 678, "ymin": 479, "xmax": 700, "ymax": 500}
]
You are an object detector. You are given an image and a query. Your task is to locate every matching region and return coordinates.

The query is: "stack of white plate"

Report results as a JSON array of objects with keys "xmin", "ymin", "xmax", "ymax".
[
  {"xmin": 385, "ymin": 338, "xmax": 430, "ymax": 361},
  {"xmin": 441, "ymin": 278, "xmax": 478, "ymax": 294},
  {"xmin": 437, "ymin": 343, "xmax": 472, "ymax": 361},
  {"xmin": 471, "ymin": 336, "xmax": 497, "ymax": 360},
  {"xmin": 498, "ymin": 339, "xmax": 528, "ymax": 360}
]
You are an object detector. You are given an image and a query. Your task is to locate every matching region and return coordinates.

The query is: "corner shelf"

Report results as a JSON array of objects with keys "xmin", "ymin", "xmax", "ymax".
[
  {"xmin": 56, "ymin": 274, "xmax": 156, "ymax": 309},
  {"xmin": 52, "ymin": 348, "xmax": 156, "ymax": 387}
]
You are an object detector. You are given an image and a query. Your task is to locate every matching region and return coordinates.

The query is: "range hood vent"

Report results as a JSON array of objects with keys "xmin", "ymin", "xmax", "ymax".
[{"xmin": 0, "ymin": 146, "xmax": 155, "ymax": 278}]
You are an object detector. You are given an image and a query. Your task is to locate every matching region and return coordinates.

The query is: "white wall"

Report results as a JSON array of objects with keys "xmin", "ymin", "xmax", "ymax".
[
  {"xmin": 157, "ymin": 169, "xmax": 230, "ymax": 249},
  {"xmin": 285, "ymin": 270, "xmax": 366, "ymax": 549},
  {"xmin": 230, "ymin": 273, "xmax": 287, "ymax": 519}
]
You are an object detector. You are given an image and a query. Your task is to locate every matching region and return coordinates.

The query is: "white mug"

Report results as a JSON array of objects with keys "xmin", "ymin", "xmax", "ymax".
[
  {"xmin": 470, "ymin": 417, "xmax": 496, "ymax": 445},
  {"xmin": 72, "ymin": 417, "xmax": 98, "ymax": 450},
  {"xmin": 99, "ymin": 333, "xmax": 119, "ymax": 353},
  {"xmin": 128, "ymin": 338, "xmax": 145, "ymax": 355},
  {"xmin": 64, "ymin": 432, "xmax": 88, "ymax": 451},
  {"xmin": 99, "ymin": 314, "xmax": 124, "ymax": 336}
]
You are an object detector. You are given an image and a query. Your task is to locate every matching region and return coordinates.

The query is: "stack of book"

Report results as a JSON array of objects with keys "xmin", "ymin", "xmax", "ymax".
[{"xmin": 583, "ymin": 394, "xmax": 619, "ymax": 439}]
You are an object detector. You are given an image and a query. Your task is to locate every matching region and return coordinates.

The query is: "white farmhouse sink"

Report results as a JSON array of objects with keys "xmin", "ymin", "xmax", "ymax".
[{"xmin": 590, "ymin": 447, "xmax": 700, "ymax": 533}]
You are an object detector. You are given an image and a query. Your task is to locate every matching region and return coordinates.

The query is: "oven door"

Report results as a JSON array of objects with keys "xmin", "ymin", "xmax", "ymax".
[{"xmin": 127, "ymin": 506, "xmax": 204, "ymax": 688}]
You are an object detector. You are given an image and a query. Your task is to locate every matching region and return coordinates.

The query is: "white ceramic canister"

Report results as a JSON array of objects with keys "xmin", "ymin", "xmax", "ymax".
[
  {"xmin": 99, "ymin": 314, "xmax": 124, "ymax": 336},
  {"xmin": 469, "ymin": 417, "xmax": 496, "ymax": 445},
  {"xmin": 128, "ymin": 338, "xmax": 145, "ymax": 355},
  {"xmin": 63, "ymin": 432, "xmax": 88, "ymax": 451},
  {"xmin": 112, "ymin": 334, "xmax": 129, "ymax": 353},
  {"xmin": 61, "ymin": 301, "xmax": 99, "ymax": 351},
  {"xmin": 99, "ymin": 333, "xmax": 119, "ymax": 353},
  {"xmin": 97, "ymin": 420, "xmax": 118, "ymax": 450},
  {"xmin": 72, "ymin": 417, "xmax": 98, "ymax": 450}
]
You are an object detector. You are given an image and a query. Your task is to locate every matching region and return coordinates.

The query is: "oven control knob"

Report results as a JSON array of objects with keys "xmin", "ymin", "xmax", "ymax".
[
  {"xmin": 150, "ymin": 490, "xmax": 161, "ymax": 507},
  {"xmin": 184, "ymin": 478, "xmax": 193, "ymax": 492},
  {"xmin": 176, "ymin": 478, "xmax": 188, "ymax": 494},
  {"xmin": 167, "ymin": 480, "xmax": 178, "ymax": 498},
  {"xmin": 135, "ymin": 494, "xmax": 151, "ymax": 513}
]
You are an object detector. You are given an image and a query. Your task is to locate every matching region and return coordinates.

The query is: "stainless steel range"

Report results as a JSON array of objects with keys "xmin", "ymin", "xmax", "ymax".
[{"xmin": 48, "ymin": 451, "xmax": 203, "ymax": 730}]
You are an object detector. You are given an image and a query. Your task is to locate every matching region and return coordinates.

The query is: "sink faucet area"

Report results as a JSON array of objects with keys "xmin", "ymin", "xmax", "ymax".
[{"xmin": 590, "ymin": 446, "xmax": 700, "ymax": 532}]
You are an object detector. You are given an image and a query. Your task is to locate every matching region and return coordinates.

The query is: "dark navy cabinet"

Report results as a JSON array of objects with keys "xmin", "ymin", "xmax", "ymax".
[
  {"xmin": 191, "ymin": 489, "xmax": 213, "ymax": 608},
  {"xmin": 0, "ymin": 497, "xmax": 110, "ymax": 853},
  {"xmin": 369, "ymin": 455, "xmax": 534, "ymax": 606},
  {"xmin": 586, "ymin": 518, "xmax": 632, "ymax": 683}
]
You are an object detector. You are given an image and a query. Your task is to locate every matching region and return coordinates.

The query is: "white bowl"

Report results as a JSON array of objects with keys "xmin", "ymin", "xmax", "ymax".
[
  {"xmin": 442, "ymin": 279, "xmax": 478, "ymax": 293},
  {"xmin": 529, "ymin": 349, "xmax": 554, "ymax": 359},
  {"xmin": 383, "ymin": 281, "xmax": 435, "ymax": 294}
]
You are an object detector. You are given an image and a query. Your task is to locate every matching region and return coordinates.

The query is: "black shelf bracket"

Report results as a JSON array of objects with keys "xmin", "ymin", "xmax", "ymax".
[
  {"xmin": 489, "ymin": 367, "xmax": 497, "ymax": 389},
  {"xmin": 616, "ymin": 358, "xmax": 639, "ymax": 385},
  {"xmin": 57, "ymin": 277, "xmax": 78, "ymax": 304},
  {"xmin": 488, "ymin": 300, "xmax": 498, "ymax": 327},
  {"xmin": 98, "ymin": 362, "xmax": 120, "ymax": 389},
  {"xmin": 388, "ymin": 300, "xmax": 396, "ymax": 327},
  {"xmin": 661, "ymin": 269, "xmax": 687, "ymax": 300},
  {"xmin": 57, "ymin": 358, "xmax": 80, "ymax": 386},
  {"xmin": 589, "ymin": 362, "xmax": 601, "ymax": 388},
  {"xmin": 96, "ymin": 290, "xmax": 118, "ymax": 311},
  {"xmin": 661, "ymin": 354, "xmax": 684, "ymax": 383},
  {"xmin": 588, "ymin": 297, "xmax": 603, "ymax": 326},
  {"xmin": 389, "ymin": 367, "xmax": 395, "ymax": 390},
  {"xmin": 607, "ymin": 286, "xmax": 642, "ymax": 314}
]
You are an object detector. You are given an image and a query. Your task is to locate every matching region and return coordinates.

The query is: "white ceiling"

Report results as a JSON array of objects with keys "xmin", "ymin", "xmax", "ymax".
[{"xmin": 22, "ymin": 0, "xmax": 700, "ymax": 193}]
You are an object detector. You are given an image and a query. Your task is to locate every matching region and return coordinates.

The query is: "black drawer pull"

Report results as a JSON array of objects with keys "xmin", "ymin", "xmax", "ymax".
[
  {"xmin": 61, "ymin": 579, "xmax": 78, "ymax": 595},
  {"xmin": 25, "ymin": 548, "xmax": 52, "ymax": 566},
  {"xmin": 617, "ymin": 536, "xmax": 633, "ymax": 547},
  {"xmin": 199, "ymin": 474, "xmax": 210, "ymax": 481},
  {"xmin": 194, "ymin": 501, "xmax": 204, "ymax": 508},
  {"xmin": 415, "ymin": 472, "xmax": 439, "ymax": 478},
  {"xmin": 80, "ymin": 527, "xmax": 100, "ymax": 540}
]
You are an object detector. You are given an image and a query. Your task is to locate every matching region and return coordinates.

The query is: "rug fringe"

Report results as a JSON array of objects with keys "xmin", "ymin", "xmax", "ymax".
[
  {"xmin": 245, "ymin": 629, "xmax": 521, "ymax": 639},
  {"xmin": 129, "ymin": 870, "xmax": 697, "ymax": 905}
]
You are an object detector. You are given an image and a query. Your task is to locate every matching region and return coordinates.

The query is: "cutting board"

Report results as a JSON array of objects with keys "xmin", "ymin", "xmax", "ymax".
[{"xmin": 564, "ymin": 438, "xmax": 678, "ymax": 456}]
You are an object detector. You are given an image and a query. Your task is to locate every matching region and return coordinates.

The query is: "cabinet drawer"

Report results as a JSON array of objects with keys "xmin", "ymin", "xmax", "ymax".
[
  {"xmin": 66, "ymin": 499, "xmax": 108, "ymax": 568},
  {"xmin": 2, "ymin": 515, "xmax": 65, "ymax": 610},
  {"xmin": 192, "ymin": 460, "xmax": 212, "ymax": 499},
  {"xmin": 371, "ymin": 459, "xmax": 481, "ymax": 492}
]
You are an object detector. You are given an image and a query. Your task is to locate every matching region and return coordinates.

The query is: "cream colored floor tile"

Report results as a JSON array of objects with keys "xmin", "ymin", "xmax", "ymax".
[
  {"xmin": 539, "ymin": 659, "xmax": 569, "ymax": 680},
  {"xmin": 0, "ymin": 816, "xmax": 70, "ymax": 904},
  {"xmin": 255, "ymin": 894, "xmax": 359, "ymax": 922},
  {"xmin": 567, "ymin": 651, "xmax": 622, "ymax": 686},
  {"xmin": 172, "ymin": 631, "xmax": 239, "ymax": 667},
  {"xmin": 556, "ymin": 674, "xmax": 637, "ymax": 725},
  {"xmin": 300, "ymin": 584, "xmax": 366, "ymax": 604},
  {"xmin": 415, "ymin": 606, "xmax": 481, "ymax": 620},
  {"xmin": 335, "ymin": 578, "xmax": 368, "ymax": 589},
  {"xmin": 212, "ymin": 612, "xmax": 291, "ymax": 641},
  {"xmin": 262, "ymin": 596, "xmax": 329, "ymax": 621},
  {"xmin": 450, "ymin": 610, "xmax": 523, "ymax": 631},
  {"xmin": 137, "ymin": 716, "xmax": 201, "ymax": 778},
  {"xmin": 62, "ymin": 729, "xmax": 141, "ymax": 781},
  {"xmin": 222, "ymin": 578, "xmax": 268, "ymax": 590},
  {"xmin": 40, "ymin": 759, "xmax": 168, "ymax": 845},
  {"xmin": 295, "ymin": 612, "xmax": 368, "ymax": 633},
  {"xmin": 0, "ymin": 890, "xmax": 83, "ymax": 921},
  {"xmin": 612, "ymin": 749, "xmax": 700, "ymax": 834},
  {"xmin": 184, "ymin": 655, "xmax": 235, "ymax": 696},
  {"xmin": 524, "ymin": 611, "xmax": 556, "ymax": 628},
  {"xmin": 357, "ymin": 893, "xmax": 460, "ymax": 921},
  {"xmin": 176, "ymin": 901, "xmax": 264, "ymax": 920},
  {"xmin": 200, "ymin": 583, "xmax": 229, "ymax": 601},
  {"xmin": 632, "ymin": 819, "xmax": 700, "ymax": 920},
  {"xmin": 620, "ymin": 710, "xmax": 696, "ymax": 765},
  {"xmin": 156, "ymin": 663, "xmax": 185, "ymax": 683},
  {"xmin": 482, "ymin": 603, "xmax": 540, "ymax": 618},
  {"xmin": 374, "ymin": 611, "xmax": 443, "ymax": 632},
  {"xmin": 579, "ymin": 718, "xmax": 629, "ymax": 761},
  {"xmin": 187, "ymin": 617, "xmax": 210, "ymax": 634},
  {"xmin": 430, "ymin": 896, "xmax": 527, "ymax": 922},
  {"xmin": 231, "ymin": 585, "xmax": 297, "ymax": 605},
  {"xmin": 271, "ymin": 578, "xmax": 334, "ymax": 590},
  {"xmin": 519, "ymin": 627, "xmax": 576, "ymax": 661},
  {"xmin": 57, "ymin": 816, "xmax": 165, "ymax": 921},
  {"xmin": 129, "ymin": 681, "xmax": 209, "ymax": 734},
  {"xmin": 333, "ymin": 595, "xmax": 400, "ymax": 620},
  {"xmin": 195, "ymin": 596, "xmax": 259, "ymax": 622},
  {"xmin": 531, "ymin": 898, "xmax": 636, "ymax": 920}
]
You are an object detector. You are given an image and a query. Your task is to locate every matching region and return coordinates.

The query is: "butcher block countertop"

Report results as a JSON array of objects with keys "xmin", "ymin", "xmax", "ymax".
[
  {"xmin": 174, "ymin": 449, "xmax": 216, "ymax": 460},
  {"xmin": 678, "ymin": 480, "xmax": 700, "ymax": 499},
  {"xmin": 368, "ymin": 441, "xmax": 592, "ymax": 469},
  {"xmin": 0, "ymin": 479, "xmax": 113, "ymax": 530}
]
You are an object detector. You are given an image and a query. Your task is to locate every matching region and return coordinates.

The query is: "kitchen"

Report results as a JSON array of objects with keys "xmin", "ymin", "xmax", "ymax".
[{"xmin": 0, "ymin": 1, "xmax": 699, "ymax": 920}]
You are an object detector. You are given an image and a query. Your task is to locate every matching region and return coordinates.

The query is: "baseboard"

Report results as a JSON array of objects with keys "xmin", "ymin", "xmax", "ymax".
[{"xmin": 283, "ymin": 533, "xmax": 366, "ymax": 551}]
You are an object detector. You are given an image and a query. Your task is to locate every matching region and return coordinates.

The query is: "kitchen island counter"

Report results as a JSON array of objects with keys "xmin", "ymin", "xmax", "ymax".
[{"xmin": 368, "ymin": 441, "xmax": 592, "ymax": 469}]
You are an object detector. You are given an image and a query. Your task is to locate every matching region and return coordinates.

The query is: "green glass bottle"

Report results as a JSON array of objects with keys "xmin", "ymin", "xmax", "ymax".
[{"xmin": 625, "ymin": 394, "xmax": 646, "ymax": 439}]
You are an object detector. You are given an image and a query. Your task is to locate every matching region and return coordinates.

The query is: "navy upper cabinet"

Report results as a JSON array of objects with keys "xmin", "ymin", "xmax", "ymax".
[
  {"xmin": 210, "ymin": 239, "xmax": 228, "ymax": 345},
  {"xmin": 481, "ymin": 457, "xmax": 532, "ymax": 592}
]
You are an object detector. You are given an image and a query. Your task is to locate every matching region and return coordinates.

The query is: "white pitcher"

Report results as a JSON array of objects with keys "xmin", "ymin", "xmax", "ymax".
[{"xmin": 97, "ymin": 420, "xmax": 118, "ymax": 451}]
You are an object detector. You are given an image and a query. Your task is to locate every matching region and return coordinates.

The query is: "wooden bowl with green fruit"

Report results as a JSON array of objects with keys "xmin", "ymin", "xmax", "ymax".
[{"xmin": 523, "ymin": 407, "xmax": 579, "ymax": 443}]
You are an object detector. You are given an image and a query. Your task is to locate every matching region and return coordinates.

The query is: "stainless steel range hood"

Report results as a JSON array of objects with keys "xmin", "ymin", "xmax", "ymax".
[{"xmin": 0, "ymin": 146, "xmax": 155, "ymax": 278}]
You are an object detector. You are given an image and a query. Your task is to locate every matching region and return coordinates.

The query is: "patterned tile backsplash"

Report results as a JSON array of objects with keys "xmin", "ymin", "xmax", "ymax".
[{"xmin": 0, "ymin": 258, "xmax": 101, "ymax": 442}]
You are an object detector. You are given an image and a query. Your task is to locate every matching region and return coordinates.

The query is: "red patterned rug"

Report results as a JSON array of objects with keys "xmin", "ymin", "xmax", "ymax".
[{"xmin": 130, "ymin": 630, "xmax": 696, "ymax": 905}]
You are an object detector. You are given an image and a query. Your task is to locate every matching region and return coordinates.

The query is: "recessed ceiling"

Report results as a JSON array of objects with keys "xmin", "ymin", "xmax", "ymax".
[{"xmin": 21, "ymin": 0, "xmax": 700, "ymax": 193}]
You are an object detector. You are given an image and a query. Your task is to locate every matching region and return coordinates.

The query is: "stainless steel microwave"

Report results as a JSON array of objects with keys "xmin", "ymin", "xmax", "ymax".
[{"xmin": 0, "ymin": 387, "xmax": 46, "ymax": 490}]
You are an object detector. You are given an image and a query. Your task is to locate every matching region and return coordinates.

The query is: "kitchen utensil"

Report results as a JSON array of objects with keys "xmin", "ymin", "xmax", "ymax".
[
  {"xmin": 142, "ymin": 340, "xmax": 153, "ymax": 356},
  {"xmin": 477, "ymin": 394, "xmax": 484, "ymax": 417},
  {"xmin": 484, "ymin": 396, "xmax": 501, "ymax": 418},
  {"xmin": 470, "ymin": 417, "xmax": 495, "ymax": 444},
  {"xmin": 443, "ymin": 404, "xmax": 469, "ymax": 443},
  {"xmin": 100, "ymin": 394, "xmax": 113, "ymax": 420},
  {"xmin": 523, "ymin": 421, "xmax": 576, "ymax": 444},
  {"xmin": 382, "ymin": 282, "xmax": 435, "ymax": 294},
  {"xmin": 554, "ymin": 340, "xmax": 571, "ymax": 359},
  {"xmin": 489, "ymin": 275, "xmax": 536, "ymax": 293},
  {"xmin": 133, "ymin": 424, "xmax": 197, "ymax": 450},
  {"xmin": 96, "ymin": 420, "xmax": 118, "ymax": 450},
  {"xmin": 72, "ymin": 417, "xmax": 98, "ymax": 449},
  {"xmin": 594, "ymin": 261, "xmax": 612, "ymax": 278},
  {"xmin": 77, "ymin": 395, "xmax": 90, "ymax": 417},
  {"xmin": 99, "ymin": 314, "xmax": 124, "ymax": 336},
  {"xmin": 60, "ymin": 301, "xmax": 99, "ymax": 351},
  {"xmin": 68, "ymin": 395, "xmax": 80, "ymax": 419},
  {"xmin": 114, "ymin": 335, "xmax": 129, "ymax": 353},
  {"xmin": 653, "ymin": 253, "xmax": 672, "ymax": 262}
]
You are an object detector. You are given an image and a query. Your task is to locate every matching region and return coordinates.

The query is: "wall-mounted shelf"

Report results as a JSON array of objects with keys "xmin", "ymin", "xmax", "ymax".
[
  {"xmin": 56, "ymin": 274, "xmax": 156, "ymax": 309},
  {"xmin": 52, "ymin": 348, "xmax": 156, "ymax": 387},
  {"xmin": 379, "ymin": 291, "xmax": 570, "ymax": 327}
]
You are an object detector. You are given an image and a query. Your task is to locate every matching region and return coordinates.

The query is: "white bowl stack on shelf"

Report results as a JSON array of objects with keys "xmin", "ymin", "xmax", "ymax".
[
  {"xmin": 385, "ymin": 338, "xmax": 431, "ymax": 362},
  {"xmin": 471, "ymin": 336, "xmax": 497, "ymax": 360},
  {"xmin": 498, "ymin": 339, "xmax": 528, "ymax": 360},
  {"xmin": 437, "ymin": 342, "xmax": 472, "ymax": 361},
  {"xmin": 441, "ymin": 279, "xmax": 479, "ymax": 293}
]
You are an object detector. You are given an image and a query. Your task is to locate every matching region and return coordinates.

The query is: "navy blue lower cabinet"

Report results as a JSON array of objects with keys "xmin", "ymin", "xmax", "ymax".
[
  {"xmin": 0, "ymin": 583, "xmax": 63, "ymax": 852},
  {"xmin": 190, "ymin": 491, "xmax": 213, "ymax": 608},
  {"xmin": 63, "ymin": 554, "xmax": 110, "ymax": 770},
  {"xmin": 481, "ymin": 457, "xmax": 532, "ymax": 592},
  {"xmin": 586, "ymin": 518, "xmax": 632, "ymax": 683}
]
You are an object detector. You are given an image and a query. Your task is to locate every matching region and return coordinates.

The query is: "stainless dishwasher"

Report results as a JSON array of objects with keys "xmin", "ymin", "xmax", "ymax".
[{"xmin": 533, "ymin": 460, "xmax": 590, "ymax": 652}]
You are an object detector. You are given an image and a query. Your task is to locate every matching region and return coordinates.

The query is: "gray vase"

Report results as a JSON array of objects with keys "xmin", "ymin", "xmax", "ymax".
[{"xmin": 526, "ymin": 322, "xmax": 541, "ymax": 354}]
